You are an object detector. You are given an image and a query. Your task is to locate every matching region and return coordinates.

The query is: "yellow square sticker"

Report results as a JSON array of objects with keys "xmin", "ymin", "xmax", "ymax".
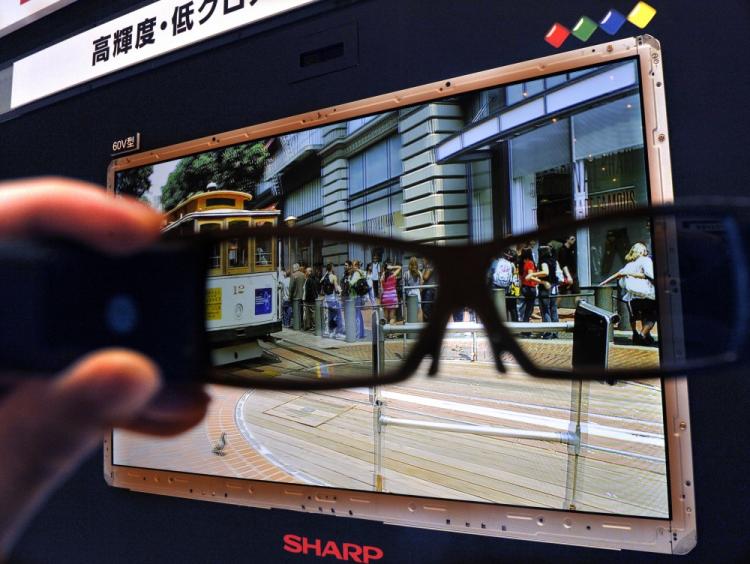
[{"xmin": 627, "ymin": 1, "xmax": 657, "ymax": 29}]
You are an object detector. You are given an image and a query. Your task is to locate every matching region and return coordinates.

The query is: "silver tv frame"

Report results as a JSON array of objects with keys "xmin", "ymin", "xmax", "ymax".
[{"xmin": 105, "ymin": 35, "xmax": 696, "ymax": 554}]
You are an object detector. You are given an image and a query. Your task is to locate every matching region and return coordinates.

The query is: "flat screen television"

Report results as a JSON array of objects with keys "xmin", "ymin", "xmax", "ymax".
[{"xmin": 106, "ymin": 35, "xmax": 696, "ymax": 554}]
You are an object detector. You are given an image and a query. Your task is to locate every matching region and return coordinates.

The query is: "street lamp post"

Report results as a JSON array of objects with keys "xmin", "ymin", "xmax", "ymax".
[
  {"xmin": 283, "ymin": 215, "xmax": 297, "ymax": 268},
  {"xmin": 284, "ymin": 215, "xmax": 299, "ymax": 329}
]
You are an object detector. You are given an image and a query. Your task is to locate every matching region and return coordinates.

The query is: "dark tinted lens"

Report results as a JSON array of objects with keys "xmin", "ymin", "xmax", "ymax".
[
  {"xmin": 670, "ymin": 213, "xmax": 746, "ymax": 365},
  {"xmin": 206, "ymin": 236, "xmax": 432, "ymax": 387}
]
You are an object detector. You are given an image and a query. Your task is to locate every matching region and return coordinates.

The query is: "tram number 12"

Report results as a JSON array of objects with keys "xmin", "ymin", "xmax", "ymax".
[{"xmin": 233, "ymin": 285, "xmax": 245, "ymax": 295}]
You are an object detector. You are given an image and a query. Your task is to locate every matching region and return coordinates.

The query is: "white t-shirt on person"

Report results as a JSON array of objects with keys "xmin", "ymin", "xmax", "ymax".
[{"xmin": 619, "ymin": 255, "xmax": 655, "ymax": 301}]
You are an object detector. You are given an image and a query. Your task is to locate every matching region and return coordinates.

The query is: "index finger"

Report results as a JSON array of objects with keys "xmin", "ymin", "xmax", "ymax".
[{"xmin": 0, "ymin": 177, "xmax": 163, "ymax": 253}]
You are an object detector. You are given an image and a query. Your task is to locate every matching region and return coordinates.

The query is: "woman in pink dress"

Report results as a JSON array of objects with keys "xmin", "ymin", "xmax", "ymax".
[{"xmin": 380, "ymin": 262, "xmax": 401, "ymax": 325}]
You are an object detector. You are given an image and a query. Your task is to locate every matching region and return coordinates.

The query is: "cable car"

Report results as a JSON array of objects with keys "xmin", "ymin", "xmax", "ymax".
[{"xmin": 163, "ymin": 190, "xmax": 281, "ymax": 364}]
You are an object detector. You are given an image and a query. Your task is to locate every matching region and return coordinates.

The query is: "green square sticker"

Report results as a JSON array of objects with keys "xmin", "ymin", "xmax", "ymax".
[{"xmin": 572, "ymin": 16, "xmax": 597, "ymax": 41}]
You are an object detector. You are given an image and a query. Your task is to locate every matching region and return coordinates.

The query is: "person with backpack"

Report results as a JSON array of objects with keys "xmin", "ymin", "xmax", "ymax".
[
  {"xmin": 537, "ymin": 245, "xmax": 559, "ymax": 338},
  {"xmin": 492, "ymin": 249, "xmax": 519, "ymax": 322},
  {"xmin": 340, "ymin": 260, "xmax": 353, "ymax": 296},
  {"xmin": 320, "ymin": 263, "xmax": 344, "ymax": 338},
  {"xmin": 350, "ymin": 260, "xmax": 368, "ymax": 339}
]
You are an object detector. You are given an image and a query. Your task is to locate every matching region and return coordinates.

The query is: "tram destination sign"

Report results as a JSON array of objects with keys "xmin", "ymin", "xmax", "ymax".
[{"xmin": 10, "ymin": 0, "xmax": 318, "ymax": 110}]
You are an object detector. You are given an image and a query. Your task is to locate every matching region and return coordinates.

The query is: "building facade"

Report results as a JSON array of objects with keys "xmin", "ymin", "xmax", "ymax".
[{"xmin": 260, "ymin": 60, "xmax": 647, "ymax": 285}]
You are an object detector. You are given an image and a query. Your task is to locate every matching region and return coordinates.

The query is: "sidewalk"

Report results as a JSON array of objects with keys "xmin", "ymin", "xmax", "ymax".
[{"xmin": 271, "ymin": 326, "xmax": 658, "ymax": 371}]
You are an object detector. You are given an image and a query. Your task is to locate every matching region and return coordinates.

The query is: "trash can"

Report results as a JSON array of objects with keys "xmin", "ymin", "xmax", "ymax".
[{"xmin": 572, "ymin": 300, "xmax": 620, "ymax": 383}]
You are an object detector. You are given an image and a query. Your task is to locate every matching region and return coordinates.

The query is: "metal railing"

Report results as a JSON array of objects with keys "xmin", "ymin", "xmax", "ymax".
[
  {"xmin": 370, "ymin": 308, "xmax": 582, "ymax": 506},
  {"xmin": 282, "ymin": 300, "xmax": 661, "ymax": 508},
  {"xmin": 367, "ymin": 307, "xmax": 661, "ymax": 509},
  {"xmin": 287, "ymin": 285, "xmax": 619, "ymax": 336}
]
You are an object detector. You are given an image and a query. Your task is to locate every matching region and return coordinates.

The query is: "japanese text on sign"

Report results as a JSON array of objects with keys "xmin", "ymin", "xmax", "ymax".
[
  {"xmin": 11, "ymin": 0, "xmax": 317, "ymax": 109},
  {"xmin": 93, "ymin": 1, "xmax": 259, "ymax": 66},
  {"xmin": 206, "ymin": 287, "xmax": 222, "ymax": 321}
]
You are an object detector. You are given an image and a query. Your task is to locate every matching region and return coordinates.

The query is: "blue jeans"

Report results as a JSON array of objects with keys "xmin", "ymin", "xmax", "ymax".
[
  {"xmin": 282, "ymin": 300, "xmax": 292, "ymax": 327},
  {"xmin": 538, "ymin": 286, "xmax": 559, "ymax": 337},
  {"xmin": 520, "ymin": 286, "xmax": 537, "ymax": 323},
  {"xmin": 355, "ymin": 295, "xmax": 366, "ymax": 338},
  {"xmin": 326, "ymin": 297, "xmax": 343, "ymax": 335}
]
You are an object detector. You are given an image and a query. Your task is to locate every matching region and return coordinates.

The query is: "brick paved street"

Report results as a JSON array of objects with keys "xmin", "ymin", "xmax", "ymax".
[{"xmin": 113, "ymin": 326, "xmax": 665, "ymax": 517}]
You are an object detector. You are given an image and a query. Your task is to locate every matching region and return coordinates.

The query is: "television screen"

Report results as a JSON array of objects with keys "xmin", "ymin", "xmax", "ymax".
[{"xmin": 107, "ymin": 36, "xmax": 695, "ymax": 554}]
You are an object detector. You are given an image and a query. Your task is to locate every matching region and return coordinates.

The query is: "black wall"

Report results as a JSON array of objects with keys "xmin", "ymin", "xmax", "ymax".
[{"xmin": 1, "ymin": 1, "xmax": 749, "ymax": 562}]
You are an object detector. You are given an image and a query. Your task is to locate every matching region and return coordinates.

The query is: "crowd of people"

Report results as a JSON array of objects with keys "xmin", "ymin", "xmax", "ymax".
[
  {"xmin": 490, "ymin": 236, "xmax": 576, "ymax": 339},
  {"xmin": 489, "ymin": 234, "xmax": 657, "ymax": 345},
  {"xmin": 278, "ymin": 254, "xmax": 437, "ymax": 339},
  {"xmin": 278, "ymin": 234, "xmax": 656, "ymax": 346}
]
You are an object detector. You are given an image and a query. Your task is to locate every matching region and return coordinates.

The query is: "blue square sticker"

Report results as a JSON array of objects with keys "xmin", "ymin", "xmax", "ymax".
[
  {"xmin": 255, "ymin": 288, "xmax": 273, "ymax": 315},
  {"xmin": 599, "ymin": 9, "xmax": 627, "ymax": 35}
]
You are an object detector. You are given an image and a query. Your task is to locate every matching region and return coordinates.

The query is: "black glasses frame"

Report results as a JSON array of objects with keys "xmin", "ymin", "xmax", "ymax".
[{"xmin": 182, "ymin": 200, "xmax": 750, "ymax": 390}]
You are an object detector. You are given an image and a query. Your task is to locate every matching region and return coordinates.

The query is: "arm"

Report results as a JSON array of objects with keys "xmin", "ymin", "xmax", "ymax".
[
  {"xmin": 539, "ymin": 263, "xmax": 551, "ymax": 288},
  {"xmin": 599, "ymin": 271, "xmax": 623, "ymax": 286}
]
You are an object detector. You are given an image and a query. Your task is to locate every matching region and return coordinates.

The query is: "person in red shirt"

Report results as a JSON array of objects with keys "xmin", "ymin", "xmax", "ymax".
[{"xmin": 519, "ymin": 247, "xmax": 543, "ymax": 329}]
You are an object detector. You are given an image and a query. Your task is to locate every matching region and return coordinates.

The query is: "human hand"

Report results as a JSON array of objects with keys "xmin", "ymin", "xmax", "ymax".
[{"xmin": 0, "ymin": 178, "xmax": 209, "ymax": 556}]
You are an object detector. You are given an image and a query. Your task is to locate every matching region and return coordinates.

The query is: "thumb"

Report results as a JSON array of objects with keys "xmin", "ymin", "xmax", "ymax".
[{"xmin": 0, "ymin": 349, "xmax": 160, "ymax": 556}]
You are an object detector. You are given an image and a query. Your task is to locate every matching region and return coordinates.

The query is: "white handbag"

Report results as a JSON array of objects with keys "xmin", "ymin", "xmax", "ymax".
[{"xmin": 622, "ymin": 276, "xmax": 655, "ymax": 300}]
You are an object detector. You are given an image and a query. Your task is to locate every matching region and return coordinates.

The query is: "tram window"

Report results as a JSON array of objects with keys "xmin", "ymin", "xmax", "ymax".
[
  {"xmin": 227, "ymin": 220, "xmax": 250, "ymax": 270},
  {"xmin": 253, "ymin": 221, "xmax": 274, "ymax": 270},
  {"xmin": 255, "ymin": 241, "xmax": 271, "ymax": 266},
  {"xmin": 199, "ymin": 222, "xmax": 223, "ymax": 273}
]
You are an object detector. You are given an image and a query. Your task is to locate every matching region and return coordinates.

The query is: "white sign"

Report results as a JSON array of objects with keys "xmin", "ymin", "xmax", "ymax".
[
  {"xmin": 0, "ymin": 0, "xmax": 77, "ymax": 39},
  {"xmin": 10, "ymin": 0, "xmax": 317, "ymax": 110}
]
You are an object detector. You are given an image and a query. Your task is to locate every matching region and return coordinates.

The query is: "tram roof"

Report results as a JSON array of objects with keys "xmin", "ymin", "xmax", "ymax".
[
  {"xmin": 170, "ymin": 189, "xmax": 253, "ymax": 209},
  {"xmin": 163, "ymin": 208, "xmax": 280, "ymax": 232}
]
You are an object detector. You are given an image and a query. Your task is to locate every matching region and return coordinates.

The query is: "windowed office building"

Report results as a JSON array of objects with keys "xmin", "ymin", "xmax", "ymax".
[{"xmin": 258, "ymin": 60, "xmax": 647, "ymax": 286}]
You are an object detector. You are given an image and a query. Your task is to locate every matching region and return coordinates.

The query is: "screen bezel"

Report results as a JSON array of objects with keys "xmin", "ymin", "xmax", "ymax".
[{"xmin": 105, "ymin": 35, "xmax": 696, "ymax": 554}]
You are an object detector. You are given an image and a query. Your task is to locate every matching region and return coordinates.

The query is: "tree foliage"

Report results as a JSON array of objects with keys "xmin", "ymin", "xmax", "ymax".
[
  {"xmin": 115, "ymin": 166, "xmax": 154, "ymax": 199},
  {"xmin": 160, "ymin": 142, "xmax": 269, "ymax": 211}
]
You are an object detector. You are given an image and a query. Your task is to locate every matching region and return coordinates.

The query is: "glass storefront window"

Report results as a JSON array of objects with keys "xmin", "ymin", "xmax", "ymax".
[
  {"xmin": 536, "ymin": 164, "xmax": 573, "ymax": 228},
  {"xmin": 509, "ymin": 119, "xmax": 572, "ymax": 234},
  {"xmin": 584, "ymin": 148, "xmax": 649, "ymax": 283}
]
